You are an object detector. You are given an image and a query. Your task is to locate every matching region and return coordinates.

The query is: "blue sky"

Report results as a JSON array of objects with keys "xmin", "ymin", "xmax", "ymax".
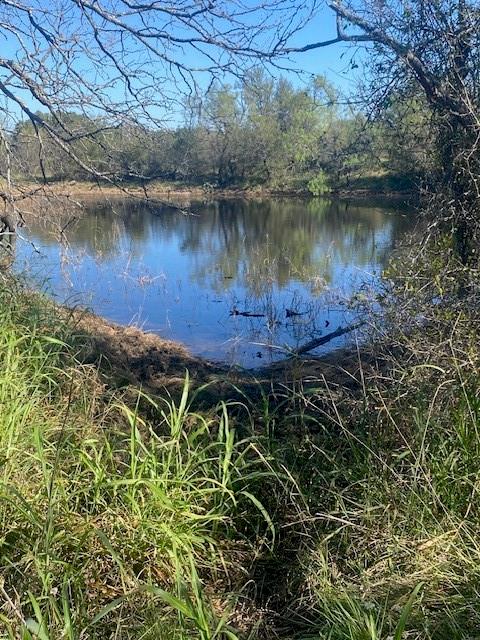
[
  {"xmin": 277, "ymin": 4, "xmax": 365, "ymax": 91},
  {"xmin": 0, "ymin": 0, "xmax": 366, "ymax": 125}
]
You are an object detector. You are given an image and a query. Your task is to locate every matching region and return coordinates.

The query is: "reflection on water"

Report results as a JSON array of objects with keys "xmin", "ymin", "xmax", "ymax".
[{"xmin": 15, "ymin": 197, "xmax": 413, "ymax": 367}]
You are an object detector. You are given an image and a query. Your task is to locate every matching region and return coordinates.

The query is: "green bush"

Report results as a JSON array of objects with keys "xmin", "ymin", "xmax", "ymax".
[{"xmin": 307, "ymin": 170, "xmax": 331, "ymax": 196}]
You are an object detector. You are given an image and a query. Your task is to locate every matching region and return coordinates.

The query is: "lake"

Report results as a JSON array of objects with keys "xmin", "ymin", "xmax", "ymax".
[{"xmin": 15, "ymin": 197, "xmax": 413, "ymax": 367}]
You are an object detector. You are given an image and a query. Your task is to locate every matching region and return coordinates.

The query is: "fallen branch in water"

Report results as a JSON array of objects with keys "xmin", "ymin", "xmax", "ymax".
[
  {"xmin": 295, "ymin": 322, "xmax": 365, "ymax": 355},
  {"xmin": 230, "ymin": 309, "xmax": 265, "ymax": 318}
]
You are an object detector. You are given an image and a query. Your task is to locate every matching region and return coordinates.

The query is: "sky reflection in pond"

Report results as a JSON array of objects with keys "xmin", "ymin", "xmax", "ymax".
[{"xmin": 16, "ymin": 197, "xmax": 414, "ymax": 367}]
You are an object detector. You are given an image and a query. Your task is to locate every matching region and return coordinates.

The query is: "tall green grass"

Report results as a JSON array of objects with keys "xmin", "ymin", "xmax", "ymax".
[
  {"xmin": 0, "ymin": 280, "xmax": 280, "ymax": 639},
  {"xmin": 2, "ymin": 261, "xmax": 480, "ymax": 639},
  {"xmin": 272, "ymin": 240, "xmax": 480, "ymax": 639}
]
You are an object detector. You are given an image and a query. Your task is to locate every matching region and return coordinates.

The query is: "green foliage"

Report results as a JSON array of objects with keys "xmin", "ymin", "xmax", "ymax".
[
  {"xmin": 307, "ymin": 170, "xmax": 331, "ymax": 196},
  {"xmin": 3, "ymin": 241, "xmax": 480, "ymax": 638},
  {"xmin": 9, "ymin": 74, "xmax": 430, "ymax": 192},
  {"xmin": 0, "ymin": 279, "xmax": 280, "ymax": 638}
]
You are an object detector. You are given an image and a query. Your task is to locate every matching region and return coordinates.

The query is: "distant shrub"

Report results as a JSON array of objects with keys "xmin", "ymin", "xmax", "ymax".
[{"xmin": 307, "ymin": 170, "xmax": 331, "ymax": 196}]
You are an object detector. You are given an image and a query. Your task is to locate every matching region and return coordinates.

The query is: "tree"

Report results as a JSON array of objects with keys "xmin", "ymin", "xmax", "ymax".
[
  {"xmin": 168, "ymin": 71, "xmax": 341, "ymax": 190},
  {"xmin": 286, "ymin": 0, "xmax": 480, "ymax": 262},
  {"xmin": 201, "ymin": 84, "xmax": 247, "ymax": 186},
  {"xmin": 5, "ymin": 0, "xmax": 476, "ymax": 253},
  {"xmin": 0, "ymin": 0, "xmax": 317, "ymax": 229},
  {"xmin": 372, "ymin": 92, "xmax": 435, "ymax": 180},
  {"xmin": 240, "ymin": 71, "xmax": 333, "ymax": 189}
]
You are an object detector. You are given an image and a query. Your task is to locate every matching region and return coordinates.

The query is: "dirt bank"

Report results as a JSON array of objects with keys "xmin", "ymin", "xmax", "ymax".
[
  {"xmin": 18, "ymin": 180, "xmax": 303, "ymax": 204},
  {"xmin": 13, "ymin": 179, "xmax": 414, "ymax": 205},
  {"xmin": 71, "ymin": 308, "xmax": 227, "ymax": 391},
  {"xmin": 69, "ymin": 306, "xmax": 378, "ymax": 408}
]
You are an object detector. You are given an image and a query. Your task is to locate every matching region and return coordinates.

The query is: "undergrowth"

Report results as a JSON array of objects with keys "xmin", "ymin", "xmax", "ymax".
[
  {"xmin": 0, "ymin": 279, "xmax": 281, "ymax": 639},
  {"xmin": 1, "ymin": 245, "xmax": 480, "ymax": 640}
]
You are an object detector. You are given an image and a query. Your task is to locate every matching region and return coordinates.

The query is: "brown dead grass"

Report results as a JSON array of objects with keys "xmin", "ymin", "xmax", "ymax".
[
  {"xmin": 66, "ymin": 306, "xmax": 380, "ymax": 415},
  {"xmin": 70, "ymin": 308, "xmax": 226, "ymax": 391},
  {"xmin": 14, "ymin": 179, "xmax": 290, "ymax": 206}
]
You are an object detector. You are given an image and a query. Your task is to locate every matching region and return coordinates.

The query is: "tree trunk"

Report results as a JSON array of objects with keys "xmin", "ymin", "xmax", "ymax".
[{"xmin": 438, "ymin": 114, "xmax": 479, "ymax": 266}]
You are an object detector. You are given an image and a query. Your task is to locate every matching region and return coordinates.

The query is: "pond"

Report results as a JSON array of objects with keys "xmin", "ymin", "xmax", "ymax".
[{"xmin": 15, "ymin": 197, "xmax": 414, "ymax": 367}]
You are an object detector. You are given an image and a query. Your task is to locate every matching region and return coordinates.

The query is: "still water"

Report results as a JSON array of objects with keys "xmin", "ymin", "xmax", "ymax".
[{"xmin": 16, "ymin": 198, "xmax": 413, "ymax": 367}]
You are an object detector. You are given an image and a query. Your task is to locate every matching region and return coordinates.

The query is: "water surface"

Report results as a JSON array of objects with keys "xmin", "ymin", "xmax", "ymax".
[{"xmin": 15, "ymin": 197, "xmax": 413, "ymax": 367}]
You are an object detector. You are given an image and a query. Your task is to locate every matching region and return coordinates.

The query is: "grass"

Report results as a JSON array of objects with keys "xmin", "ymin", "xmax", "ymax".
[
  {"xmin": 278, "ymin": 239, "xmax": 480, "ymax": 639},
  {"xmin": 14, "ymin": 171, "xmax": 418, "ymax": 201},
  {"xmin": 1, "ymin": 246, "xmax": 480, "ymax": 639},
  {"xmin": 0, "ymin": 280, "xmax": 282, "ymax": 638},
  {"xmin": 337, "ymin": 170, "xmax": 419, "ymax": 194}
]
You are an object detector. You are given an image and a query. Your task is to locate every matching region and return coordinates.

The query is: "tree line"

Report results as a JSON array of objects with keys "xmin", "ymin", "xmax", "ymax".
[
  {"xmin": 6, "ymin": 71, "xmax": 433, "ymax": 194},
  {"xmin": 2, "ymin": 0, "xmax": 479, "ymax": 262}
]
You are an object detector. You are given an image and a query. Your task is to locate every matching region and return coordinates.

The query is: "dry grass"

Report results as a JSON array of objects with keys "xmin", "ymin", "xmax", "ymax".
[{"xmin": 2, "ymin": 234, "xmax": 480, "ymax": 639}]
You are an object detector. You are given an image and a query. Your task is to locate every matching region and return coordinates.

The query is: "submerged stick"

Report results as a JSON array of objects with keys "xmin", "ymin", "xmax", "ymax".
[
  {"xmin": 295, "ymin": 322, "xmax": 364, "ymax": 355},
  {"xmin": 230, "ymin": 309, "xmax": 265, "ymax": 318}
]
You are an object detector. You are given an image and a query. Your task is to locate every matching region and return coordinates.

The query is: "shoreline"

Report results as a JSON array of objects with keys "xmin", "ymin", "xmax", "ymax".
[
  {"xmin": 13, "ymin": 179, "xmax": 416, "ymax": 204},
  {"xmin": 15, "ymin": 181, "xmax": 397, "ymax": 394},
  {"xmin": 67, "ymin": 304, "xmax": 369, "ymax": 399}
]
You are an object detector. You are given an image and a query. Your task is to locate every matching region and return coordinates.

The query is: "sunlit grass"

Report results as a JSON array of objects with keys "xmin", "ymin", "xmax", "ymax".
[
  {"xmin": 1, "ymin": 261, "xmax": 480, "ymax": 638},
  {"xmin": 0, "ymin": 278, "xmax": 280, "ymax": 638}
]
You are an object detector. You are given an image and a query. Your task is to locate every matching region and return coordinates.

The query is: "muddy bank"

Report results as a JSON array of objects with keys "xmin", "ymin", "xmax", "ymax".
[
  {"xmin": 69, "ymin": 306, "xmax": 379, "ymax": 406},
  {"xmin": 14, "ymin": 180, "xmax": 414, "ymax": 205},
  {"xmin": 70, "ymin": 308, "xmax": 227, "ymax": 391},
  {"xmin": 14, "ymin": 180, "xmax": 297, "ymax": 205}
]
